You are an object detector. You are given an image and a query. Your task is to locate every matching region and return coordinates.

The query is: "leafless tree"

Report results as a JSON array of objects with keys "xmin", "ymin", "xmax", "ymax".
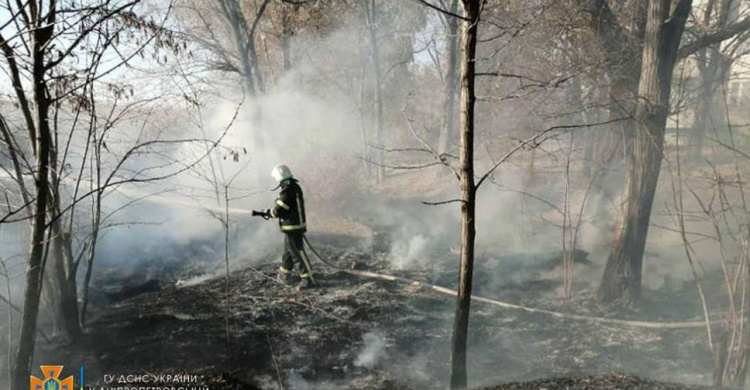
[
  {"xmin": 0, "ymin": 2, "xmax": 234, "ymax": 386},
  {"xmin": 594, "ymin": 0, "xmax": 750, "ymax": 304}
]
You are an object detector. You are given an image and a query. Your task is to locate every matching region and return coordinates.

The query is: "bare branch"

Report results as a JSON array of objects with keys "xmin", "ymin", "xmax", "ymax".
[
  {"xmin": 422, "ymin": 199, "xmax": 464, "ymax": 206},
  {"xmin": 44, "ymin": 0, "xmax": 141, "ymax": 70},
  {"xmin": 409, "ymin": 0, "xmax": 469, "ymax": 21},
  {"xmin": 678, "ymin": 16, "xmax": 750, "ymax": 59},
  {"xmin": 402, "ymin": 103, "xmax": 461, "ymax": 181},
  {"xmin": 476, "ymin": 117, "xmax": 629, "ymax": 189}
]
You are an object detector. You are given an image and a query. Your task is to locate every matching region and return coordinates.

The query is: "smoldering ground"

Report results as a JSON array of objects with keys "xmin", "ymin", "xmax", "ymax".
[
  {"xmin": 30, "ymin": 160, "xmax": 727, "ymax": 390},
  {"xmin": 38, "ymin": 230, "xmax": 717, "ymax": 389}
]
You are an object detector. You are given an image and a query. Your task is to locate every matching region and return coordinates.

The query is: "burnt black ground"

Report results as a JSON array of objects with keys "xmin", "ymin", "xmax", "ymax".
[
  {"xmin": 479, "ymin": 374, "xmax": 712, "ymax": 389},
  {"xmin": 41, "ymin": 234, "xmax": 718, "ymax": 389}
]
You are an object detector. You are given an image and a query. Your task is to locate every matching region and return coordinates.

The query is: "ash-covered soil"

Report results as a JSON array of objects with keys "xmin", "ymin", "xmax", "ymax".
[
  {"xmin": 479, "ymin": 374, "xmax": 711, "ymax": 389},
  {"xmin": 44, "ymin": 233, "xmax": 716, "ymax": 389}
]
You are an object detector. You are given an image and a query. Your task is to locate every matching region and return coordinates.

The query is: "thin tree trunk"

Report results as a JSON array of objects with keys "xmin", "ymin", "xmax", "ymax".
[
  {"xmin": 450, "ymin": 1, "xmax": 479, "ymax": 388},
  {"xmin": 248, "ymin": 41, "xmax": 265, "ymax": 94},
  {"xmin": 365, "ymin": 0, "xmax": 385, "ymax": 183},
  {"xmin": 690, "ymin": 0, "xmax": 737, "ymax": 160},
  {"xmin": 691, "ymin": 75, "xmax": 713, "ymax": 159},
  {"xmin": 220, "ymin": 0, "xmax": 266, "ymax": 150},
  {"xmin": 692, "ymin": 54, "xmax": 732, "ymax": 160},
  {"xmin": 244, "ymin": 45, "xmax": 265, "ymax": 152},
  {"xmin": 224, "ymin": 187, "xmax": 231, "ymax": 343},
  {"xmin": 568, "ymin": 77, "xmax": 593, "ymax": 177},
  {"xmin": 583, "ymin": 132, "xmax": 595, "ymax": 178},
  {"xmin": 599, "ymin": 0, "xmax": 692, "ymax": 303},
  {"xmin": 80, "ymin": 109, "xmax": 103, "ymax": 327},
  {"xmin": 50, "ymin": 222, "xmax": 81, "ymax": 339},
  {"xmin": 79, "ymin": 191, "xmax": 102, "ymax": 327},
  {"xmin": 47, "ymin": 129, "xmax": 81, "ymax": 338},
  {"xmin": 357, "ymin": 40, "xmax": 373, "ymax": 179},
  {"xmin": 438, "ymin": 0, "xmax": 459, "ymax": 155},
  {"xmin": 281, "ymin": 3, "xmax": 295, "ymax": 72},
  {"xmin": 13, "ymin": 13, "xmax": 54, "ymax": 383}
]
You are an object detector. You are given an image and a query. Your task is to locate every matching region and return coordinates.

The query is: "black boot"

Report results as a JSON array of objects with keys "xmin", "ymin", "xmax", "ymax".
[
  {"xmin": 277, "ymin": 267, "xmax": 292, "ymax": 285},
  {"xmin": 296, "ymin": 277, "xmax": 315, "ymax": 291}
]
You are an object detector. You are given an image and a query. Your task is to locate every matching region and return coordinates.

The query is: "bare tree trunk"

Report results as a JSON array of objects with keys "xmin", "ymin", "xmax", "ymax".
[
  {"xmin": 691, "ymin": 67, "xmax": 711, "ymax": 159},
  {"xmin": 568, "ymin": 77, "xmax": 593, "ymax": 177},
  {"xmin": 599, "ymin": 0, "xmax": 692, "ymax": 304},
  {"xmin": 223, "ymin": 187, "xmax": 231, "ymax": 343},
  {"xmin": 13, "ymin": 12, "xmax": 54, "ymax": 383},
  {"xmin": 79, "ymin": 193, "xmax": 101, "ymax": 327},
  {"xmin": 438, "ymin": 0, "xmax": 460, "ymax": 155},
  {"xmin": 245, "ymin": 47, "xmax": 265, "ymax": 152},
  {"xmin": 281, "ymin": 3, "xmax": 295, "ymax": 73},
  {"xmin": 219, "ymin": 0, "xmax": 268, "ymax": 150},
  {"xmin": 690, "ymin": 0, "xmax": 738, "ymax": 160},
  {"xmin": 50, "ymin": 223, "xmax": 81, "ymax": 339},
  {"xmin": 248, "ymin": 40, "xmax": 265, "ymax": 95},
  {"xmin": 364, "ymin": 0, "xmax": 385, "ymax": 183},
  {"xmin": 47, "ymin": 122, "xmax": 81, "ymax": 339},
  {"xmin": 691, "ymin": 52, "xmax": 732, "ymax": 161},
  {"xmin": 450, "ymin": 1, "xmax": 479, "ymax": 388},
  {"xmin": 80, "ymin": 110, "xmax": 103, "ymax": 327},
  {"xmin": 357, "ymin": 47, "xmax": 374, "ymax": 181}
]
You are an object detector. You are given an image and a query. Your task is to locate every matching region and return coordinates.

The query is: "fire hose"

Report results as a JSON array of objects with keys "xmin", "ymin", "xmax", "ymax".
[{"xmin": 301, "ymin": 236, "xmax": 717, "ymax": 331}]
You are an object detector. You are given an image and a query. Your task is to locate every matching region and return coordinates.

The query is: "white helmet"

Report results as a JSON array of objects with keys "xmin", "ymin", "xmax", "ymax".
[{"xmin": 271, "ymin": 164, "xmax": 293, "ymax": 183}]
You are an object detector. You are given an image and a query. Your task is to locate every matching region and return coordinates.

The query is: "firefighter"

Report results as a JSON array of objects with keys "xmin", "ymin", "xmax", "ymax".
[{"xmin": 266, "ymin": 164, "xmax": 316, "ymax": 290}]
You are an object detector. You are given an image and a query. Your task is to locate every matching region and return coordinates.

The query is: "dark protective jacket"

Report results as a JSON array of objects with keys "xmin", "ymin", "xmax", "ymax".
[{"xmin": 270, "ymin": 178, "xmax": 307, "ymax": 233}]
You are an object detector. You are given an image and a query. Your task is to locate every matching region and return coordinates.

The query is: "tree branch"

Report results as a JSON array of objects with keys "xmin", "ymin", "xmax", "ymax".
[
  {"xmin": 0, "ymin": 30, "xmax": 37, "ymax": 149},
  {"xmin": 409, "ymin": 0, "xmax": 470, "ymax": 21},
  {"xmin": 678, "ymin": 15, "xmax": 750, "ymax": 59},
  {"xmin": 475, "ymin": 117, "xmax": 628, "ymax": 189},
  {"xmin": 422, "ymin": 199, "xmax": 464, "ymax": 206},
  {"xmin": 44, "ymin": 0, "xmax": 140, "ymax": 70}
]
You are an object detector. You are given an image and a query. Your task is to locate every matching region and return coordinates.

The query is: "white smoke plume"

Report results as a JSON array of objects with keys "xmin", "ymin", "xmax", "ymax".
[{"xmin": 354, "ymin": 332, "xmax": 387, "ymax": 369}]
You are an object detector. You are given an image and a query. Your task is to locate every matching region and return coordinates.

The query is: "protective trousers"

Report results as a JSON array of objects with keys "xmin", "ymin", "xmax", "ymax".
[{"xmin": 280, "ymin": 231, "xmax": 314, "ymax": 283}]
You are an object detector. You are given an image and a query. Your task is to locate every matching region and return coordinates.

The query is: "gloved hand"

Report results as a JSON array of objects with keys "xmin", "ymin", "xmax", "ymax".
[{"xmin": 252, "ymin": 210, "xmax": 271, "ymax": 220}]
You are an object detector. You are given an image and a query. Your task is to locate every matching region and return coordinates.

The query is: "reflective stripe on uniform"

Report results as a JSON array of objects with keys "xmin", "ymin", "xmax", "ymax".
[
  {"xmin": 281, "ymin": 223, "xmax": 306, "ymax": 231},
  {"xmin": 295, "ymin": 194, "xmax": 305, "ymax": 225},
  {"xmin": 276, "ymin": 199, "xmax": 290, "ymax": 210},
  {"xmin": 299, "ymin": 250, "xmax": 315, "ymax": 283},
  {"xmin": 271, "ymin": 208, "xmax": 278, "ymax": 218},
  {"xmin": 279, "ymin": 266, "xmax": 291, "ymax": 274}
]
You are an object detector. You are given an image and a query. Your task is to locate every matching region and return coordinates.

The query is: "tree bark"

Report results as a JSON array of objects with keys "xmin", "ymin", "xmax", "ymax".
[
  {"xmin": 47, "ymin": 113, "xmax": 82, "ymax": 339},
  {"xmin": 450, "ymin": 1, "xmax": 479, "ymax": 388},
  {"xmin": 585, "ymin": 0, "xmax": 643, "ymax": 167},
  {"xmin": 50, "ymin": 222, "xmax": 81, "ymax": 339},
  {"xmin": 219, "ymin": 0, "xmax": 268, "ymax": 150},
  {"xmin": 599, "ymin": 0, "xmax": 692, "ymax": 303},
  {"xmin": 438, "ymin": 0, "xmax": 460, "ymax": 155},
  {"xmin": 13, "ymin": 4, "xmax": 54, "ymax": 383}
]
